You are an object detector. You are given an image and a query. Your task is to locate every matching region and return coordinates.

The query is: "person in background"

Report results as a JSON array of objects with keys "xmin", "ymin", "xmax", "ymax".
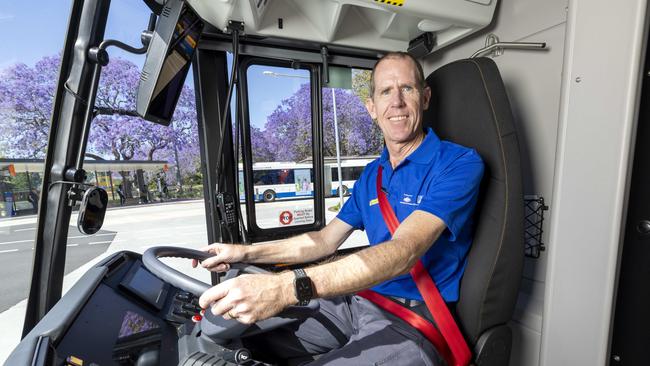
[
  {"xmin": 116, "ymin": 184, "xmax": 126, "ymax": 206},
  {"xmin": 27, "ymin": 189, "xmax": 39, "ymax": 213}
]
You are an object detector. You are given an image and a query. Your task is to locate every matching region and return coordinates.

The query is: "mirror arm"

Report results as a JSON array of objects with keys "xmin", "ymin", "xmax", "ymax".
[{"xmin": 61, "ymin": 167, "xmax": 87, "ymax": 206}]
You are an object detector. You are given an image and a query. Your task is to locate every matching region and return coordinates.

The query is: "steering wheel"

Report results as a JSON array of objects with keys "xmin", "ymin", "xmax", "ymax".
[{"xmin": 142, "ymin": 246, "xmax": 319, "ymax": 344}]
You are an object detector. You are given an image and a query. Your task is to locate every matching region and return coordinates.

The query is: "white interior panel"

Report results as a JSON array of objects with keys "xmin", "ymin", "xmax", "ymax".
[
  {"xmin": 188, "ymin": 0, "xmax": 497, "ymax": 52},
  {"xmin": 541, "ymin": 0, "xmax": 648, "ymax": 364}
]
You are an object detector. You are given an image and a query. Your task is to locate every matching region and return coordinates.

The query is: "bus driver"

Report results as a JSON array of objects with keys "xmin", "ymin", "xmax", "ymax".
[{"xmin": 194, "ymin": 52, "xmax": 484, "ymax": 365}]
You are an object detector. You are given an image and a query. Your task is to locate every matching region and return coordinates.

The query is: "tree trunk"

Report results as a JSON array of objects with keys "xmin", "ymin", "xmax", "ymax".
[{"xmin": 135, "ymin": 169, "xmax": 149, "ymax": 203}]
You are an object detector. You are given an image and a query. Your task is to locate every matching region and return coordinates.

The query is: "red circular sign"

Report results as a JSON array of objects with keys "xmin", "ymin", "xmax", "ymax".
[{"xmin": 279, "ymin": 211, "xmax": 293, "ymax": 225}]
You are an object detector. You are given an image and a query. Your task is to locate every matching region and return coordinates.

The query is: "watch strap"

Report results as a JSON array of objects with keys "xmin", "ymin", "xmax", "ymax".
[
  {"xmin": 293, "ymin": 268, "xmax": 312, "ymax": 306},
  {"xmin": 294, "ymin": 268, "xmax": 307, "ymax": 278}
]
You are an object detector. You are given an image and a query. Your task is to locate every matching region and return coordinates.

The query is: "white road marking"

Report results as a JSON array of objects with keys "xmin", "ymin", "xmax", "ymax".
[
  {"xmin": 88, "ymin": 241, "xmax": 112, "ymax": 245},
  {"xmin": 0, "ymin": 239, "xmax": 33, "ymax": 245},
  {"xmin": 14, "ymin": 228, "xmax": 35, "ymax": 232},
  {"xmin": 68, "ymin": 233, "xmax": 115, "ymax": 239},
  {"xmin": 0, "ymin": 249, "xmax": 19, "ymax": 254},
  {"xmin": 67, "ymin": 244, "xmax": 79, "ymax": 247}
]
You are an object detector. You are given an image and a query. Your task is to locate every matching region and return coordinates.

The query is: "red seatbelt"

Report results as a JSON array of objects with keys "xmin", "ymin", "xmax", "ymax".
[{"xmin": 357, "ymin": 166, "xmax": 472, "ymax": 366}]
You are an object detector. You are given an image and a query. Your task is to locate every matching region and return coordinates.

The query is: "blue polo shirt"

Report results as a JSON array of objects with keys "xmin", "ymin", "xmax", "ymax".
[{"xmin": 337, "ymin": 128, "xmax": 484, "ymax": 302}]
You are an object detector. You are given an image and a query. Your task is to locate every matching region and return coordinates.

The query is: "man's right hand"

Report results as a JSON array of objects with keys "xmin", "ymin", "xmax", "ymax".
[{"xmin": 191, "ymin": 243, "xmax": 247, "ymax": 272}]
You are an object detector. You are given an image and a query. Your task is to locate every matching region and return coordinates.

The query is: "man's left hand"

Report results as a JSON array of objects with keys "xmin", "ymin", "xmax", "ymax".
[{"xmin": 198, "ymin": 272, "xmax": 294, "ymax": 324}]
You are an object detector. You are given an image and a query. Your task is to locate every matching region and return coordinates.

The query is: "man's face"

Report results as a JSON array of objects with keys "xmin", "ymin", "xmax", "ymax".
[{"xmin": 365, "ymin": 57, "xmax": 431, "ymax": 146}]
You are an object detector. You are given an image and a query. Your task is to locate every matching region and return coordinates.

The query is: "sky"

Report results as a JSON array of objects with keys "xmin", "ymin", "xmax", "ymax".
[
  {"xmin": 0, "ymin": 0, "xmax": 148, "ymax": 69},
  {"xmin": 0, "ymin": 0, "xmax": 307, "ymax": 129}
]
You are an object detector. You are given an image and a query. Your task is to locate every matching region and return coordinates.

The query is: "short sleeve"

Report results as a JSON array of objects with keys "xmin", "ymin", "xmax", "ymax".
[
  {"xmin": 336, "ymin": 173, "xmax": 367, "ymax": 231},
  {"xmin": 417, "ymin": 150, "xmax": 484, "ymax": 241}
]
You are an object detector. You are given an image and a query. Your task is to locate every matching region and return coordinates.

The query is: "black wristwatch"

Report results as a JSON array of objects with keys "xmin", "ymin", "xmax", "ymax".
[{"xmin": 292, "ymin": 268, "xmax": 314, "ymax": 306}]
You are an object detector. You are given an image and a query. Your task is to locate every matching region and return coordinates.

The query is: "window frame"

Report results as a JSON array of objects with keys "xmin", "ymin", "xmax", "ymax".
[{"xmin": 238, "ymin": 56, "xmax": 325, "ymax": 240}]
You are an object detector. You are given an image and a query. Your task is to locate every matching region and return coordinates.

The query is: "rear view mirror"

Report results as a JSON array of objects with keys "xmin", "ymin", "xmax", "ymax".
[{"xmin": 77, "ymin": 187, "xmax": 108, "ymax": 235}]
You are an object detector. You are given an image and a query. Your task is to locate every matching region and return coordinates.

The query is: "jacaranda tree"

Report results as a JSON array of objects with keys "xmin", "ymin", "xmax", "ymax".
[
  {"xmin": 0, "ymin": 55, "xmax": 200, "ymax": 186},
  {"xmin": 258, "ymin": 83, "xmax": 382, "ymax": 162},
  {"xmin": 0, "ymin": 55, "xmax": 59, "ymax": 158},
  {"xmin": 1, "ymin": 55, "xmax": 380, "ymax": 183}
]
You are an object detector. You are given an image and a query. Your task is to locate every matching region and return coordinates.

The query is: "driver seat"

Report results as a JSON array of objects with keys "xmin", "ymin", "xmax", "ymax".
[{"xmin": 423, "ymin": 57, "xmax": 524, "ymax": 365}]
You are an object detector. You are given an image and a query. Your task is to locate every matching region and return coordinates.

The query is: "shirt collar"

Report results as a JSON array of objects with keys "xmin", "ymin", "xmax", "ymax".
[{"xmin": 378, "ymin": 128, "xmax": 441, "ymax": 166}]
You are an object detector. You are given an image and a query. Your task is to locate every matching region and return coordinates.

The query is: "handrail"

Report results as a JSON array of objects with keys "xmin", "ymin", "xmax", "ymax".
[{"xmin": 471, "ymin": 41, "xmax": 546, "ymax": 58}]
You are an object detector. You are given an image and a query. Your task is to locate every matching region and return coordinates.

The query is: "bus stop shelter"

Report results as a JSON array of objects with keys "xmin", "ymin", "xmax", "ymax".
[{"xmin": 0, "ymin": 158, "xmax": 168, "ymax": 216}]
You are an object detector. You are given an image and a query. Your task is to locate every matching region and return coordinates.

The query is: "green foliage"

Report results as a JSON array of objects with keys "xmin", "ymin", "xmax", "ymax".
[
  {"xmin": 352, "ymin": 69, "xmax": 372, "ymax": 103},
  {"xmin": 328, "ymin": 201, "xmax": 341, "ymax": 212},
  {"xmin": 4, "ymin": 172, "xmax": 39, "ymax": 191}
]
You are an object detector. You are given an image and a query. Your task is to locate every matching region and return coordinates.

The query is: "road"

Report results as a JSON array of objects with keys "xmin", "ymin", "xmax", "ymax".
[
  {"xmin": 0, "ymin": 200, "xmax": 211, "ymax": 314},
  {"xmin": 0, "ymin": 224, "xmax": 115, "ymax": 312}
]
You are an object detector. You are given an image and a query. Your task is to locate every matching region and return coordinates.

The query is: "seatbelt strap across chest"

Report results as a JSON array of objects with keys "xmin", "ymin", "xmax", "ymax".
[{"xmin": 357, "ymin": 166, "xmax": 471, "ymax": 366}]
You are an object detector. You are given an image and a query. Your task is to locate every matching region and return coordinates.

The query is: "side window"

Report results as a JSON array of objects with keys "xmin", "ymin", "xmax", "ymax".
[{"xmin": 244, "ymin": 64, "xmax": 316, "ymax": 230}]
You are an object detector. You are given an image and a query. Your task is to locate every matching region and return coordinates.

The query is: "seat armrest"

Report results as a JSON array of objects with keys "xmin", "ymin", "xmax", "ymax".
[{"xmin": 473, "ymin": 324, "xmax": 512, "ymax": 366}]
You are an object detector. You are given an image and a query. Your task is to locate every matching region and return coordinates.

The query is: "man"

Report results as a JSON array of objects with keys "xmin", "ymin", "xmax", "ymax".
[
  {"xmin": 196, "ymin": 52, "xmax": 484, "ymax": 365},
  {"xmin": 116, "ymin": 184, "xmax": 126, "ymax": 206},
  {"xmin": 28, "ymin": 189, "xmax": 39, "ymax": 212}
]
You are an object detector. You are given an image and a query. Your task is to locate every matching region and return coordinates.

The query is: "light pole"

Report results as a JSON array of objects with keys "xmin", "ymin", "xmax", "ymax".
[
  {"xmin": 262, "ymin": 71, "xmax": 345, "ymax": 208},
  {"xmin": 173, "ymin": 139, "xmax": 183, "ymax": 195},
  {"xmin": 330, "ymin": 88, "xmax": 344, "ymax": 208}
]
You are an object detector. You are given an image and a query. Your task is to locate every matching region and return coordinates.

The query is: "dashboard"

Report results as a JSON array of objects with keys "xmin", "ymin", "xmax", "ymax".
[{"xmin": 6, "ymin": 251, "xmax": 268, "ymax": 366}]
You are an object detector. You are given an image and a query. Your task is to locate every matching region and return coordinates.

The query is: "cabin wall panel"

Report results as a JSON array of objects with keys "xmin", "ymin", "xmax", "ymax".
[
  {"xmin": 421, "ymin": 0, "xmax": 568, "ymax": 67},
  {"xmin": 511, "ymin": 320, "xmax": 542, "ymax": 366},
  {"xmin": 540, "ymin": 0, "xmax": 648, "ymax": 365}
]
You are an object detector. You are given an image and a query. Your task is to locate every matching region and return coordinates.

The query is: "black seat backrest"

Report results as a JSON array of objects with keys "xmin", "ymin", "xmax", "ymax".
[{"xmin": 423, "ymin": 58, "xmax": 524, "ymax": 344}]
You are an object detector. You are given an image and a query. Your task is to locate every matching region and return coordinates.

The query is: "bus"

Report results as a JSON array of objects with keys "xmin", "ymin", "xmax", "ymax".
[
  {"xmin": 2, "ymin": 1, "xmax": 649, "ymax": 365},
  {"xmin": 240, "ymin": 162, "xmax": 315, "ymax": 202},
  {"xmin": 240, "ymin": 158, "xmax": 376, "ymax": 202},
  {"xmin": 326, "ymin": 157, "xmax": 376, "ymax": 197}
]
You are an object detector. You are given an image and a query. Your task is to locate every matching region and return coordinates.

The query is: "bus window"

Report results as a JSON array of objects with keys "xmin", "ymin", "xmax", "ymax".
[
  {"xmin": 253, "ymin": 169, "xmax": 295, "ymax": 185},
  {"xmin": 329, "ymin": 162, "xmax": 373, "ymax": 195},
  {"xmin": 245, "ymin": 64, "xmax": 316, "ymax": 229}
]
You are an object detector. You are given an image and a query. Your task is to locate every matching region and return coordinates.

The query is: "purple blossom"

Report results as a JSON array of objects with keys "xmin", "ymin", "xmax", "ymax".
[
  {"xmin": 0, "ymin": 55, "xmax": 199, "ymax": 177},
  {"xmin": 254, "ymin": 84, "xmax": 382, "ymax": 162}
]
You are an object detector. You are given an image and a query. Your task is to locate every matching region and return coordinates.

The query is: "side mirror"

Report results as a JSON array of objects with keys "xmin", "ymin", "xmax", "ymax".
[{"xmin": 77, "ymin": 187, "xmax": 108, "ymax": 235}]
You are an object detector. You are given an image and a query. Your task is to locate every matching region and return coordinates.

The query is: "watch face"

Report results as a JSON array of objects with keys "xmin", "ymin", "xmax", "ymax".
[{"xmin": 295, "ymin": 276, "xmax": 313, "ymax": 301}]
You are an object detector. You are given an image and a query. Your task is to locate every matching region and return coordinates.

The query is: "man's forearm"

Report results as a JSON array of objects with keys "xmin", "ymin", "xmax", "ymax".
[
  {"xmin": 242, "ymin": 231, "xmax": 335, "ymax": 265},
  {"xmin": 302, "ymin": 237, "xmax": 423, "ymax": 298},
  {"xmin": 294, "ymin": 211, "xmax": 446, "ymax": 300}
]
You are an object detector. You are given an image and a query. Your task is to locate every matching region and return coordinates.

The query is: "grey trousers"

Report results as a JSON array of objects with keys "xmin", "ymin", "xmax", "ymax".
[{"xmin": 248, "ymin": 295, "xmax": 445, "ymax": 365}]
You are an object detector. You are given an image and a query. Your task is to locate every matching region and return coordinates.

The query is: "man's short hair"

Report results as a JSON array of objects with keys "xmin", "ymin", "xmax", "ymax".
[{"xmin": 369, "ymin": 52, "xmax": 427, "ymax": 97}]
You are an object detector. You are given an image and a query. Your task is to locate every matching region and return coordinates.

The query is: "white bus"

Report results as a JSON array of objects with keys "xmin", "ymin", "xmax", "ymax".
[
  {"xmin": 240, "ymin": 157, "xmax": 376, "ymax": 202},
  {"xmin": 325, "ymin": 156, "xmax": 377, "ymax": 197},
  {"xmin": 239, "ymin": 162, "xmax": 314, "ymax": 202}
]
